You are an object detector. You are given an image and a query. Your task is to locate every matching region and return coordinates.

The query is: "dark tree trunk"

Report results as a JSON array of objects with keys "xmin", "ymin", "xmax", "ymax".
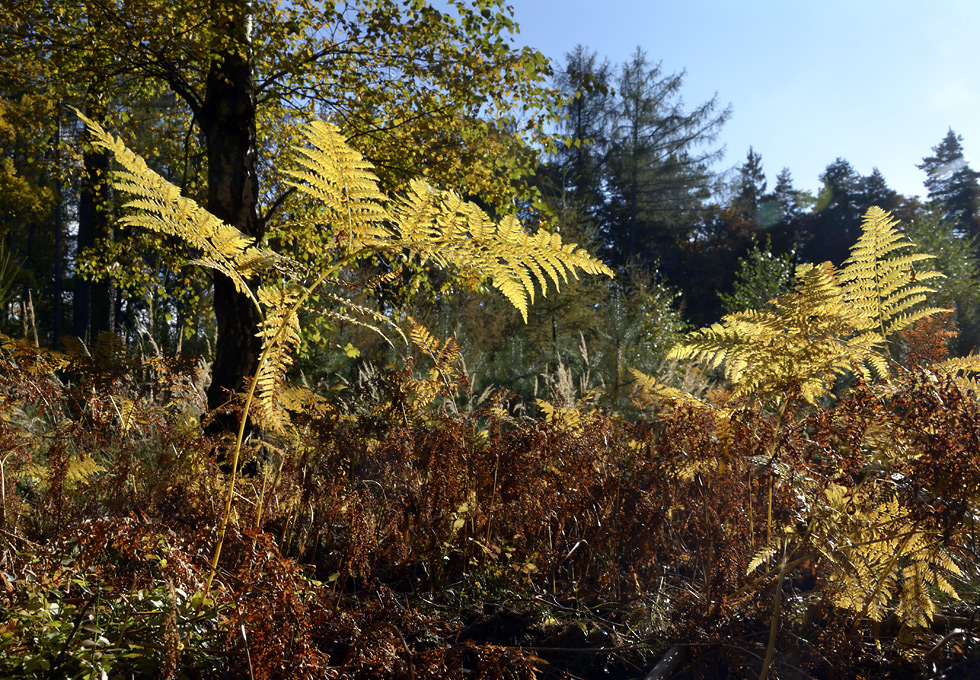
[
  {"xmin": 74, "ymin": 96, "xmax": 114, "ymax": 344},
  {"xmin": 200, "ymin": 0, "xmax": 263, "ymax": 415},
  {"xmin": 52, "ymin": 109, "xmax": 63, "ymax": 349}
]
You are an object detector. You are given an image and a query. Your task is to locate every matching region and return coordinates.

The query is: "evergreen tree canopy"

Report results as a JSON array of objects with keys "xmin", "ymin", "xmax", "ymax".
[
  {"xmin": 917, "ymin": 128, "xmax": 980, "ymax": 238},
  {"xmin": 602, "ymin": 48, "xmax": 730, "ymax": 270}
]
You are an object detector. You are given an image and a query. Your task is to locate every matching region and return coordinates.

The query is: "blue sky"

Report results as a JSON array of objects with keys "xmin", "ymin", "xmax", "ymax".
[{"xmin": 507, "ymin": 0, "xmax": 980, "ymax": 198}]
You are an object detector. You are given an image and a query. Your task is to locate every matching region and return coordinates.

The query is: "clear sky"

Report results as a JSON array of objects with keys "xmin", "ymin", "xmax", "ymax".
[{"xmin": 507, "ymin": 0, "xmax": 980, "ymax": 198}]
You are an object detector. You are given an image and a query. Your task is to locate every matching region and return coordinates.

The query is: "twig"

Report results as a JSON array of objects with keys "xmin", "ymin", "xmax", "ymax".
[
  {"xmin": 644, "ymin": 645, "xmax": 687, "ymax": 680},
  {"xmin": 924, "ymin": 629, "xmax": 966, "ymax": 660},
  {"xmin": 47, "ymin": 592, "xmax": 98, "ymax": 680}
]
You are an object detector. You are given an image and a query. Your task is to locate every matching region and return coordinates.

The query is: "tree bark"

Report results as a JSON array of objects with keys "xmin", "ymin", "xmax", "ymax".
[
  {"xmin": 52, "ymin": 108, "xmax": 63, "ymax": 349},
  {"xmin": 200, "ymin": 0, "xmax": 263, "ymax": 415},
  {"xmin": 74, "ymin": 95, "xmax": 114, "ymax": 344}
]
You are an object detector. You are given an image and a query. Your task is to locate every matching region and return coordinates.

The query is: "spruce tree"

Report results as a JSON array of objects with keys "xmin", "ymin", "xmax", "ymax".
[{"xmin": 917, "ymin": 128, "xmax": 980, "ymax": 238}]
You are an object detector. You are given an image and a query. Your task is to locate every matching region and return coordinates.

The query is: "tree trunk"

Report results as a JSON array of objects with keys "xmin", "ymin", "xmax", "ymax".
[
  {"xmin": 52, "ymin": 108, "xmax": 63, "ymax": 349},
  {"xmin": 200, "ymin": 0, "xmax": 263, "ymax": 415},
  {"xmin": 74, "ymin": 95, "xmax": 114, "ymax": 344}
]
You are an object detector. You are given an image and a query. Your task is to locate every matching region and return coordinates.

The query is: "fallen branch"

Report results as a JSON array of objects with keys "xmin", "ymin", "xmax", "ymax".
[{"xmin": 644, "ymin": 645, "xmax": 687, "ymax": 680}]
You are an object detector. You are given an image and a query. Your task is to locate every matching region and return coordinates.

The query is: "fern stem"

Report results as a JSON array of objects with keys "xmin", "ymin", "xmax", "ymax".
[
  {"xmin": 764, "ymin": 397, "xmax": 789, "ymax": 548},
  {"xmin": 758, "ymin": 540, "xmax": 788, "ymax": 680},
  {"xmin": 202, "ymin": 264, "xmax": 341, "ymax": 601}
]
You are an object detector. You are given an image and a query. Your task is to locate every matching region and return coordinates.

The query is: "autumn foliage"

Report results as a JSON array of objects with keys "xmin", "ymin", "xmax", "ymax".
[{"xmin": 3, "ymin": 305, "xmax": 980, "ymax": 679}]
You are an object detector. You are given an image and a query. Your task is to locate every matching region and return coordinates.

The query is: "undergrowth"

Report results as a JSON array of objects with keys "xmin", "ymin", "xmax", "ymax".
[{"xmin": 3, "ymin": 315, "xmax": 980, "ymax": 678}]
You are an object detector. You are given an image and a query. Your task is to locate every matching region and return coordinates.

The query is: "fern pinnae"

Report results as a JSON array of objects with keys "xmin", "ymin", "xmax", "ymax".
[
  {"xmin": 840, "ymin": 207, "xmax": 947, "ymax": 344},
  {"xmin": 250, "ymin": 284, "xmax": 303, "ymax": 433},
  {"xmin": 315, "ymin": 290, "xmax": 404, "ymax": 343},
  {"xmin": 529, "ymin": 229, "xmax": 570, "ymax": 290},
  {"xmin": 284, "ymin": 120, "xmax": 391, "ymax": 246},
  {"xmin": 78, "ymin": 113, "xmax": 274, "ymax": 312}
]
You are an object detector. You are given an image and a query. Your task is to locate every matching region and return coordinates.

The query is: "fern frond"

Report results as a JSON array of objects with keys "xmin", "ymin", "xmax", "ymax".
[
  {"xmin": 251, "ymin": 284, "xmax": 305, "ymax": 433},
  {"xmin": 284, "ymin": 120, "xmax": 392, "ymax": 246},
  {"xmin": 670, "ymin": 263, "xmax": 874, "ymax": 402},
  {"xmin": 404, "ymin": 317, "xmax": 466, "ymax": 409},
  {"xmin": 817, "ymin": 490, "xmax": 962, "ymax": 627},
  {"xmin": 840, "ymin": 206, "xmax": 946, "ymax": 340},
  {"xmin": 930, "ymin": 354, "xmax": 980, "ymax": 394},
  {"xmin": 388, "ymin": 181, "xmax": 613, "ymax": 322},
  {"xmin": 280, "ymin": 385, "xmax": 334, "ymax": 419},
  {"xmin": 747, "ymin": 541, "xmax": 781, "ymax": 575},
  {"xmin": 668, "ymin": 208, "xmax": 948, "ymax": 404},
  {"xmin": 630, "ymin": 368, "xmax": 713, "ymax": 410},
  {"xmin": 78, "ymin": 113, "xmax": 278, "ymax": 311},
  {"xmin": 935, "ymin": 354, "xmax": 980, "ymax": 377}
]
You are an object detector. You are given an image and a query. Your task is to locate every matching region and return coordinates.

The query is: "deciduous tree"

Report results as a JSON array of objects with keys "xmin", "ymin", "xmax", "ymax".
[{"xmin": 2, "ymin": 0, "xmax": 559, "ymax": 413}]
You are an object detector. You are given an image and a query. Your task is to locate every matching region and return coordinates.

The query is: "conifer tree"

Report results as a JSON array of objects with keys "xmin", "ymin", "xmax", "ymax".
[
  {"xmin": 734, "ymin": 146, "xmax": 767, "ymax": 224},
  {"xmin": 918, "ymin": 128, "xmax": 980, "ymax": 238},
  {"xmin": 602, "ymin": 48, "xmax": 730, "ymax": 272},
  {"xmin": 805, "ymin": 158, "xmax": 865, "ymax": 266}
]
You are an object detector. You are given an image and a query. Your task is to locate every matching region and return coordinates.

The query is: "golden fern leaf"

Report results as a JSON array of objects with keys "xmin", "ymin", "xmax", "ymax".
[
  {"xmin": 669, "ymin": 263, "xmax": 874, "ymax": 402},
  {"xmin": 818, "ymin": 492, "xmax": 960, "ymax": 627},
  {"xmin": 668, "ymin": 209, "xmax": 950, "ymax": 404},
  {"xmin": 252, "ymin": 284, "xmax": 304, "ymax": 433},
  {"xmin": 406, "ymin": 316, "xmax": 442, "ymax": 357},
  {"xmin": 405, "ymin": 317, "xmax": 466, "ymax": 408},
  {"xmin": 934, "ymin": 354, "xmax": 980, "ymax": 394},
  {"xmin": 280, "ymin": 385, "xmax": 334, "ymax": 419},
  {"xmin": 64, "ymin": 455, "xmax": 107, "ymax": 489},
  {"xmin": 78, "ymin": 114, "xmax": 280, "ymax": 311},
  {"xmin": 747, "ymin": 540, "xmax": 782, "ymax": 575},
  {"xmin": 630, "ymin": 368, "xmax": 714, "ymax": 410},
  {"xmin": 388, "ymin": 181, "xmax": 613, "ymax": 322},
  {"xmin": 536, "ymin": 398, "xmax": 593, "ymax": 437},
  {"xmin": 284, "ymin": 120, "xmax": 392, "ymax": 245},
  {"xmin": 840, "ymin": 207, "xmax": 947, "ymax": 340}
]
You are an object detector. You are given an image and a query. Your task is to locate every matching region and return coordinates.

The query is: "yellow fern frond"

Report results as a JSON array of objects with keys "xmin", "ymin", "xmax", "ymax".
[
  {"xmin": 630, "ymin": 368, "xmax": 714, "ymax": 410},
  {"xmin": 536, "ymin": 399, "xmax": 589, "ymax": 436},
  {"xmin": 934, "ymin": 354, "xmax": 980, "ymax": 392},
  {"xmin": 840, "ymin": 206, "xmax": 947, "ymax": 341},
  {"xmin": 78, "ymin": 114, "xmax": 280, "ymax": 312},
  {"xmin": 668, "ymin": 209, "xmax": 949, "ymax": 404},
  {"xmin": 280, "ymin": 385, "xmax": 334, "ymax": 419},
  {"xmin": 405, "ymin": 317, "xmax": 466, "ymax": 409},
  {"xmin": 285, "ymin": 120, "xmax": 392, "ymax": 246},
  {"xmin": 669, "ymin": 263, "xmax": 873, "ymax": 403},
  {"xmin": 816, "ymin": 489, "xmax": 961, "ymax": 627},
  {"xmin": 65, "ymin": 455, "xmax": 107, "ymax": 489},
  {"xmin": 388, "ymin": 181, "xmax": 613, "ymax": 322},
  {"xmin": 252, "ymin": 284, "xmax": 305, "ymax": 433},
  {"xmin": 747, "ymin": 541, "xmax": 781, "ymax": 575}
]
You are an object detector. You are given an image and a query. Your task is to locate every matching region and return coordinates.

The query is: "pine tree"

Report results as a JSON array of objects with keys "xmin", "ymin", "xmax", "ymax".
[
  {"xmin": 860, "ymin": 167, "xmax": 900, "ymax": 214},
  {"xmin": 765, "ymin": 167, "xmax": 811, "ymax": 252},
  {"xmin": 805, "ymin": 158, "xmax": 864, "ymax": 266},
  {"xmin": 551, "ymin": 46, "xmax": 615, "ymax": 223},
  {"xmin": 734, "ymin": 147, "xmax": 767, "ymax": 224},
  {"xmin": 917, "ymin": 129, "xmax": 980, "ymax": 238},
  {"xmin": 602, "ymin": 48, "xmax": 730, "ymax": 271}
]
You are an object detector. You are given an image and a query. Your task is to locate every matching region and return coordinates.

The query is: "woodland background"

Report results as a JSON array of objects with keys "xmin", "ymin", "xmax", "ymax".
[{"xmin": 2, "ymin": 1, "xmax": 980, "ymax": 679}]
